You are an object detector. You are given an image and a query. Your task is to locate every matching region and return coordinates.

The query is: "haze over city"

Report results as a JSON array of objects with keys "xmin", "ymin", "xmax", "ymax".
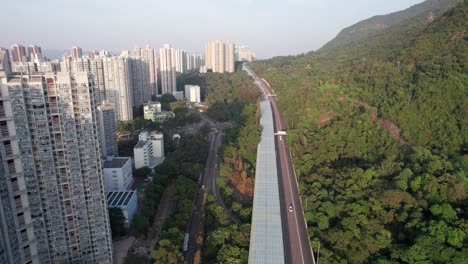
[{"xmin": 2, "ymin": 0, "xmax": 425, "ymax": 58}]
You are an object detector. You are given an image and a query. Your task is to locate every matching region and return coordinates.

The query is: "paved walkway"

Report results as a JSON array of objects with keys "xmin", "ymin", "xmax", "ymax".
[{"xmin": 113, "ymin": 236, "xmax": 136, "ymax": 264}]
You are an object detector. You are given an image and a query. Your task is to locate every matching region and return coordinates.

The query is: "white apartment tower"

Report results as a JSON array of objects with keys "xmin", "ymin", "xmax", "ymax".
[
  {"xmin": 0, "ymin": 71, "xmax": 112, "ymax": 263},
  {"xmin": 142, "ymin": 45, "xmax": 158, "ymax": 96},
  {"xmin": 174, "ymin": 49, "xmax": 187, "ymax": 73},
  {"xmin": 159, "ymin": 44, "xmax": 177, "ymax": 95},
  {"xmin": 10, "ymin": 44, "xmax": 27, "ymax": 62},
  {"xmin": 71, "ymin": 47, "xmax": 83, "ymax": 59},
  {"xmin": 102, "ymin": 57, "xmax": 133, "ymax": 121},
  {"xmin": 205, "ymin": 40, "xmax": 234, "ymax": 73},
  {"xmin": 225, "ymin": 41, "xmax": 235, "ymax": 73},
  {"xmin": 126, "ymin": 55, "xmax": 151, "ymax": 107},
  {"xmin": 89, "ymin": 58, "xmax": 106, "ymax": 104},
  {"xmin": 27, "ymin": 45, "xmax": 43, "ymax": 62}
]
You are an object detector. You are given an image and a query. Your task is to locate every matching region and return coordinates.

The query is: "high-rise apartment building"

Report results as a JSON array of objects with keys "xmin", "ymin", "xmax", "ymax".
[
  {"xmin": 205, "ymin": 40, "xmax": 235, "ymax": 73},
  {"xmin": 89, "ymin": 50, "xmax": 98, "ymax": 59},
  {"xmin": 214, "ymin": 40, "xmax": 225, "ymax": 73},
  {"xmin": 0, "ymin": 49, "xmax": 35, "ymax": 264},
  {"xmin": 0, "ymin": 152, "xmax": 27, "ymax": 264},
  {"xmin": 102, "ymin": 57, "xmax": 133, "ymax": 121},
  {"xmin": 0, "ymin": 71, "xmax": 113, "ymax": 263},
  {"xmin": 0, "ymin": 48, "xmax": 11, "ymax": 77},
  {"xmin": 159, "ymin": 44, "xmax": 177, "ymax": 95},
  {"xmin": 126, "ymin": 55, "xmax": 150, "ymax": 107},
  {"xmin": 174, "ymin": 49, "xmax": 187, "ymax": 73},
  {"xmin": 70, "ymin": 57, "xmax": 90, "ymax": 73},
  {"xmin": 10, "ymin": 44, "xmax": 27, "ymax": 62},
  {"xmin": 225, "ymin": 41, "xmax": 235, "ymax": 73},
  {"xmin": 27, "ymin": 45, "xmax": 43, "ymax": 62},
  {"xmin": 186, "ymin": 53, "xmax": 205, "ymax": 71},
  {"xmin": 71, "ymin": 47, "xmax": 83, "ymax": 59},
  {"xmin": 89, "ymin": 58, "xmax": 106, "ymax": 104},
  {"xmin": 142, "ymin": 45, "xmax": 158, "ymax": 96},
  {"xmin": 97, "ymin": 104, "xmax": 119, "ymax": 157},
  {"xmin": 132, "ymin": 48, "xmax": 142, "ymax": 57}
]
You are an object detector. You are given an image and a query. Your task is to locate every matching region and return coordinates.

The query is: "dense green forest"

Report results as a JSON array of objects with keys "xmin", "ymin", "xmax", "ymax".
[
  {"xmin": 201, "ymin": 72, "xmax": 260, "ymax": 263},
  {"xmin": 251, "ymin": 1, "xmax": 467, "ymax": 263}
]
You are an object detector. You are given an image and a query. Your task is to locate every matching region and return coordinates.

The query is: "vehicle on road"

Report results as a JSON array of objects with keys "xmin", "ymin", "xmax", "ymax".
[
  {"xmin": 183, "ymin": 233, "xmax": 189, "ymax": 251},
  {"xmin": 201, "ymin": 185, "xmax": 205, "ymax": 190},
  {"xmin": 289, "ymin": 204, "xmax": 293, "ymax": 212}
]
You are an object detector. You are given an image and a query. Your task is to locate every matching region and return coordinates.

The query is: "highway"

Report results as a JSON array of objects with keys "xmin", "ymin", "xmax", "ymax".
[
  {"xmin": 244, "ymin": 64, "xmax": 316, "ymax": 264},
  {"xmin": 185, "ymin": 113, "xmax": 238, "ymax": 264}
]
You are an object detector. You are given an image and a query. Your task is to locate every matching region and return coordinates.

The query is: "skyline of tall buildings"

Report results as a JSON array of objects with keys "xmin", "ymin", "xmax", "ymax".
[{"xmin": 0, "ymin": 40, "xmax": 252, "ymax": 262}]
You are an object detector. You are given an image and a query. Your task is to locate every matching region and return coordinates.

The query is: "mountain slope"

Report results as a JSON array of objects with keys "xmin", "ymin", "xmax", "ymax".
[{"xmin": 320, "ymin": 0, "xmax": 462, "ymax": 54}]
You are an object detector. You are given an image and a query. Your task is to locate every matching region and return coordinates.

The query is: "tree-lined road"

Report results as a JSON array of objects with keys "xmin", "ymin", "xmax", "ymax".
[
  {"xmin": 244, "ymin": 64, "xmax": 316, "ymax": 264},
  {"xmin": 185, "ymin": 113, "xmax": 238, "ymax": 264}
]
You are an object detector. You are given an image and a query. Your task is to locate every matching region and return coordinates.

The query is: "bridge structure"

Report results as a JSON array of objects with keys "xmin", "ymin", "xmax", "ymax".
[{"xmin": 248, "ymin": 101, "xmax": 285, "ymax": 264}]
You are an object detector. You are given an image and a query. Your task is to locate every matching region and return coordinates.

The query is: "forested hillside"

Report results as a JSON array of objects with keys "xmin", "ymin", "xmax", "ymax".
[
  {"xmin": 320, "ymin": 0, "xmax": 462, "ymax": 54},
  {"xmin": 251, "ymin": 1, "xmax": 467, "ymax": 263}
]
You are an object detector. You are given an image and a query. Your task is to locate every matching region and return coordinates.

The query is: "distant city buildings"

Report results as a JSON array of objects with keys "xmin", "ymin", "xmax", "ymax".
[
  {"xmin": 28, "ymin": 45, "xmax": 43, "ymax": 61},
  {"xmin": 237, "ymin": 45, "xmax": 256, "ymax": 62},
  {"xmin": 142, "ymin": 45, "xmax": 158, "ymax": 97},
  {"xmin": 159, "ymin": 44, "xmax": 177, "ymax": 95},
  {"xmin": 134, "ymin": 131, "xmax": 165, "ymax": 169},
  {"xmin": 205, "ymin": 40, "xmax": 235, "ymax": 73},
  {"xmin": 186, "ymin": 53, "xmax": 205, "ymax": 71},
  {"xmin": 184, "ymin": 85, "xmax": 201, "ymax": 103},
  {"xmin": 10, "ymin": 44, "xmax": 27, "ymax": 62},
  {"xmin": 71, "ymin": 46, "xmax": 83, "ymax": 59},
  {"xmin": 175, "ymin": 49, "xmax": 187, "ymax": 73}
]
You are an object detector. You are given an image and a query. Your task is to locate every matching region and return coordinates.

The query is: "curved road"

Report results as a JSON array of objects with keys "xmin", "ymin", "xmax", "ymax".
[
  {"xmin": 244, "ymin": 64, "xmax": 316, "ymax": 264},
  {"xmin": 185, "ymin": 112, "xmax": 239, "ymax": 264}
]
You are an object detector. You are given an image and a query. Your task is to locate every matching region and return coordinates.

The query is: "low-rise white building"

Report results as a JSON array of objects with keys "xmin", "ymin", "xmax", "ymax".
[
  {"xmin": 134, "ymin": 131, "xmax": 165, "ymax": 169},
  {"xmin": 184, "ymin": 85, "xmax": 201, "ymax": 103},
  {"xmin": 172, "ymin": 90, "xmax": 184, "ymax": 101},
  {"xmin": 103, "ymin": 157, "xmax": 133, "ymax": 191},
  {"xmin": 144, "ymin": 101, "xmax": 161, "ymax": 120},
  {"xmin": 107, "ymin": 191, "xmax": 138, "ymax": 227}
]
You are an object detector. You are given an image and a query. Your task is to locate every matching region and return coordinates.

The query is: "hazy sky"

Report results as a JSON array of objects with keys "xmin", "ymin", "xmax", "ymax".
[{"xmin": 2, "ymin": 0, "xmax": 425, "ymax": 59}]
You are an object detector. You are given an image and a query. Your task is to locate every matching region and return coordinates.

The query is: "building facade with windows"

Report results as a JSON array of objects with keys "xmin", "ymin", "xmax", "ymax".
[
  {"xmin": 103, "ymin": 157, "xmax": 133, "ymax": 192},
  {"xmin": 134, "ymin": 131, "xmax": 164, "ymax": 169},
  {"xmin": 0, "ymin": 71, "xmax": 113, "ymax": 263}
]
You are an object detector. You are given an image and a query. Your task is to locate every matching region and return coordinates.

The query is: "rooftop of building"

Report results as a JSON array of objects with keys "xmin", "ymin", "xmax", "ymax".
[
  {"xmin": 103, "ymin": 157, "xmax": 130, "ymax": 168},
  {"xmin": 134, "ymin": 140, "xmax": 149, "ymax": 149},
  {"xmin": 107, "ymin": 191, "xmax": 137, "ymax": 207}
]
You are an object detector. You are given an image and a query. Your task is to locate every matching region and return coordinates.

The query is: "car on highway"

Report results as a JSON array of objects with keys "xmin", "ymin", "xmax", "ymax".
[
  {"xmin": 289, "ymin": 203, "xmax": 293, "ymax": 212},
  {"xmin": 201, "ymin": 185, "xmax": 205, "ymax": 190}
]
